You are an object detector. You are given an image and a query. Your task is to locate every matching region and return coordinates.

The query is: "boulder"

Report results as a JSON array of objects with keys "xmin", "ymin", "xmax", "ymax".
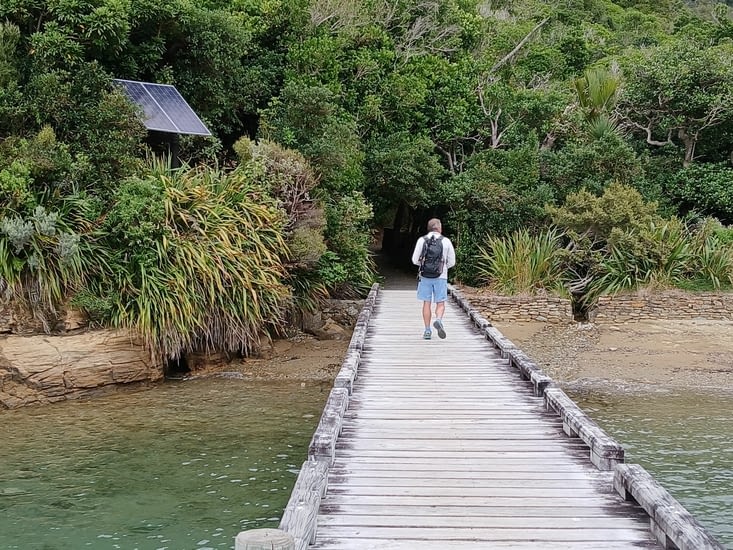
[{"xmin": 0, "ymin": 330, "xmax": 163, "ymax": 409}]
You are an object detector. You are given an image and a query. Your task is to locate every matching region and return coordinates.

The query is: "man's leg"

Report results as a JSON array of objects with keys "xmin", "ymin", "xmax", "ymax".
[
  {"xmin": 432, "ymin": 279, "xmax": 448, "ymax": 339},
  {"xmin": 435, "ymin": 301, "xmax": 445, "ymax": 320},
  {"xmin": 417, "ymin": 278, "xmax": 434, "ymax": 339},
  {"xmin": 422, "ymin": 301, "xmax": 432, "ymax": 327}
]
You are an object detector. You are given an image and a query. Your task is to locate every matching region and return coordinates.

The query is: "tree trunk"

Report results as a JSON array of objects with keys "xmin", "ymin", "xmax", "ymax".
[{"xmin": 679, "ymin": 128, "xmax": 696, "ymax": 167}]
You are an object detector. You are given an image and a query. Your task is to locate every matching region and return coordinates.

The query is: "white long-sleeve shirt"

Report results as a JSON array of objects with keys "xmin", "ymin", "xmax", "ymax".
[{"xmin": 411, "ymin": 231, "xmax": 456, "ymax": 279}]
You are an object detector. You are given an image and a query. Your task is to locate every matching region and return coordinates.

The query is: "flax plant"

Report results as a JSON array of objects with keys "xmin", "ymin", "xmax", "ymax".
[
  {"xmin": 583, "ymin": 220, "xmax": 730, "ymax": 305},
  {"xmin": 0, "ymin": 202, "xmax": 97, "ymax": 331},
  {"xmin": 689, "ymin": 219, "xmax": 733, "ymax": 289},
  {"xmin": 476, "ymin": 228, "xmax": 565, "ymax": 294},
  {"xmin": 103, "ymin": 161, "xmax": 290, "ymax": 359},
  {"xmin": 606, "ymin": 222, "xmax": 692, "ymax": 290}
]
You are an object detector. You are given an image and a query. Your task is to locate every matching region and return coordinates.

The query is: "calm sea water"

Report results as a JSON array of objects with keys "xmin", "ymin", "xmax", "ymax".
[
  {"xmin": 0, "ymin": 379, "xmax": 331, "ymax": 550},
  {"xmin": 570, "ymin": 389, "xmax": 733, "ymax": 548}
]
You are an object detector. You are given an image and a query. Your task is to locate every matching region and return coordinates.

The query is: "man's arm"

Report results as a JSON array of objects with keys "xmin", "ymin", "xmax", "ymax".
[
  {"xmin": 445, "ymin": 239, "xmax": 456, "ymax": 269},
  {"xmin": 412, "ymin": 238, "xmax": 424, "ymax": 266}
]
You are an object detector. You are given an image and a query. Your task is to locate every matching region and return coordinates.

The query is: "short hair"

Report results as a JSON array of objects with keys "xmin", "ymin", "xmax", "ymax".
[{"xmin": 427, "ymin": 218, "xmax": 441, "ymax": 232}]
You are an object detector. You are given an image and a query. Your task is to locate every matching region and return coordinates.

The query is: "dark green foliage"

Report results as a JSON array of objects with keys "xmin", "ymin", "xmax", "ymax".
[
  {"xmin": 365, "ymin": 132, "xmax": 446, "ymax": 225},
  {"xmin": 667, "ymin": 163, "xmax": 733, "ymax": 224},
  {"xmin": 13, "ymin": 64, "xmax": 144, "ymax": 188},
  {"xmin": 444, "ymin": 145, "xmax": 553, "ymax": 284},
  {"xmin": 3, "ymin": 0, "xmax": 733, "ymax": 341},
  {"xmin": 323, "ymin": 192, "xmax": 376, "ymax": 297},
  {"xmin": 541, "ymin": 135, "xmax": 644, "ymax": 200}
]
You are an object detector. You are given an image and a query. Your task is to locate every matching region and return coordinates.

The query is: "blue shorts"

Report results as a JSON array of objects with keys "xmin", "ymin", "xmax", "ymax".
[{"xmin": 417, "ymin": 277, "xmax": 448, "ymax": 303}]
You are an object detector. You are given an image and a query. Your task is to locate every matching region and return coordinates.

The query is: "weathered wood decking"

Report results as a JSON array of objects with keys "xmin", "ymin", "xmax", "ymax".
[{"xmin": 309, "ymin": 288, "xmax": 658, "ymax": 549}]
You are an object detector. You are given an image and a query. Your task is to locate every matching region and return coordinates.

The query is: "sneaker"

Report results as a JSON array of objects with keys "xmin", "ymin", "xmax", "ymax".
[
  {"xmin": 433, "ymin": 319, "xmax": 446, "ymax": 339},
  {"xmin": 422, "ymin": 329, "xmax": 432, "ymax": 340}
]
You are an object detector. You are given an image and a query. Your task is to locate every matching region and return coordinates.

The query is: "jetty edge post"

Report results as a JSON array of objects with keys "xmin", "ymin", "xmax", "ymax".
[
  {"xmin": 544, "ymin": 386, "xmax": 625, "ymax": 470},
  {"xmin": 235, "ymin": 284, "xmax": 380, "ymax": 550},
  {"xmin": 614, "ymin": 463, "xmax": 726, "ymax": 550},
  {"xmin": 235, "ymin": 528, "xmax": 294, "ymax": 550}
]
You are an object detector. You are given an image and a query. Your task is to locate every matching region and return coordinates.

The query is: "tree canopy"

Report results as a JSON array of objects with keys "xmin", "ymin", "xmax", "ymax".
[{"xmin": 2, "ymin": 0, "xmax": 733, "ymax": 352}]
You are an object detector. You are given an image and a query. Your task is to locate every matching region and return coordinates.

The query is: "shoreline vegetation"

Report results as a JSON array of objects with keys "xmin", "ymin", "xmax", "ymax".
[{"xmin": 4, "ymin": 283, "xmax": 733, "ymax": 409}]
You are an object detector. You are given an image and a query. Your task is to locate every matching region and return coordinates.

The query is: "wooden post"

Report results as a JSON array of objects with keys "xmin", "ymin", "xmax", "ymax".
[
  {"xmin": 614, "ymin": 464, "xmax": 726, "ymax": 550},
  {"xmin": 235, "ymin": 528, "xmax": 294, "ymax": 550},
  {"xmin": 544, "ymin": 387, "xmax": 625, "ymax": 470}
]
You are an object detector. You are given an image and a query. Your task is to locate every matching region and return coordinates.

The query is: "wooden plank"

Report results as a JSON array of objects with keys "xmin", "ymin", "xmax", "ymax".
[
  {"xmin": 317, "ymin": 514, "xmax": 650, "ymax": 530},
  {"xmin": 332, "ymin": 449, "xmax": 594, "ymax": 460},
  {"xmin": 319, "ymin": 495, "xmax": 624, "ymax": 507},
  {"xmin": 325, "ymin": 486, "xmax": 614, "ymax": 498},
  {"xmin": 330, "ymin": 460, "xmax": 602, "ymax": 472},
  {"xmin": 311, "ymin": 539, "xmax": 660, "ymax": 549},
  {"xmin": 333, "ymin": 439, "xmax": 590, "ymax": 452},
  {"xmin": 328, "ymin": 468, "xmax": 612, "ymax": 480},
  {"xmin": 325, "ymin": 476, "xmax": 611, "ymax": 489},
  {"xmin": 313, "ymin": 526, "xmax": 655, "ymax": 542},
  {"xmin": 342, "ymin": 411, "xmax": 562, "ymax": 419},
  {"xmin": 339, "ymin": 429, "xmax": 567, "ymax": 439},
  {"xmin": 316, "ymin": 503, "xmax": 643, "ymax": 518}
]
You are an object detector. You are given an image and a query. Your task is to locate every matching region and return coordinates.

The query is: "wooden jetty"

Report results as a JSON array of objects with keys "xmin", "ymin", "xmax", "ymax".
[{"xmin": 237, "ymin": 285, "xmax": 724, "ymax": 550}]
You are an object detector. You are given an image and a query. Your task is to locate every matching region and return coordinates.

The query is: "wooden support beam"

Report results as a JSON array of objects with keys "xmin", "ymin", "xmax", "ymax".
[
  {"xmin": 278, "ymin": 459, "xmax": 330, "ymax": 550},
  {"xmin": 614, "ymin": 463, "xmax": 725, "ymax": 550},
  {"xmin": 544, "ymin": 387, "xmax": 625, "ymax": 470},
  {"xmin": 333, "ymin": 349, "xmax": 360, "ymax": 394},
  {"xmin": 309, "ymin": 387, "xmax": 349, "ymax": 464},
  {"xmin": 235, "ymin": 528, "xmax": 294, "ymax": 550}
]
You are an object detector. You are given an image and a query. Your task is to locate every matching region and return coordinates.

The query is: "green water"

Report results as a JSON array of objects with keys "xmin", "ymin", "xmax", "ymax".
[
  {"xmin": 0, "ymin": 379, "xmax": 331, "ymax": 550},
  {"xmin": 570, "ymin": 389, "xmax": 733, "ymax": 548}
]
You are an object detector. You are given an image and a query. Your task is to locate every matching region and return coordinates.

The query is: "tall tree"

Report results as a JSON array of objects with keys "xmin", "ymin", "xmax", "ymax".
[{"xmin": 617, "ymin": 38, "xmax": 733, "ymax": 166}]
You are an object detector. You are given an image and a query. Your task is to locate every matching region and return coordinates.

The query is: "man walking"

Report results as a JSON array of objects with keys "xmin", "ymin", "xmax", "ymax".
[{"xmin": 411, "ymin": 218, "xmax": 456, "ymax": 340}]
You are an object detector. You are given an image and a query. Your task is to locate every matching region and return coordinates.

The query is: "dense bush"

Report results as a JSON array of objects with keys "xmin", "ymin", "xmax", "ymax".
[
  {"xmin": 476, "ymin": 228, "xmax": 566, "ymax": 295},
  {"xmin": 667, "ymin": 163, "xmax": 733, "ymax": 224},
  {"xmin": 86, "ymin": 162, "xmax": 291, "ymax": 359}
]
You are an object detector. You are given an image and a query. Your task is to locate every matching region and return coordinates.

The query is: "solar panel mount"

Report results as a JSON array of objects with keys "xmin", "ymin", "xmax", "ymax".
[{"xmin": 114, "ymin": 79, "xmax": 212, "ymax": 136}]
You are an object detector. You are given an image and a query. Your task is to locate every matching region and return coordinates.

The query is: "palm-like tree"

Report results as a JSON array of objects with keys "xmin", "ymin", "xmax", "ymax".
[{"xmin": 573, "ymin": 66, "xmax": 622, "ymax": 140}]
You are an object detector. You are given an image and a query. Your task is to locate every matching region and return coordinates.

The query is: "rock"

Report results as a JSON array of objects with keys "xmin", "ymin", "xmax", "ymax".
[
  {"xmin": 63, "ymin": 308, "xmax": 88, "ymax": 331},
  {"xmin": 300, "ymin": 310, "xmax": 323, "ymax": 334},
  {"xmin": 0, "ymin": 330, "xmax": 163, "ymax": 409},
  {"xmin": 313, "ymin": 319, "xmax": 348, "ymax": 341}
]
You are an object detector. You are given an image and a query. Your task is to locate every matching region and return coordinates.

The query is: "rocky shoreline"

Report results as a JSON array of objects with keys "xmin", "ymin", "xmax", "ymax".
[{"xmin": 493, "ymin": 319, "xmax": 733, "ymax": 395}]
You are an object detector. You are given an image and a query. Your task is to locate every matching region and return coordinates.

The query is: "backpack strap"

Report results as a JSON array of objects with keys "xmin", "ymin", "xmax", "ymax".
[{"xmin": 419, "ymin": 235, "xmax": 430, "ymax": 262}]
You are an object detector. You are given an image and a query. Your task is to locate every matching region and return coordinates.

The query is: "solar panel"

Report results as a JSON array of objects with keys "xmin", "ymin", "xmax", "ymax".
[{"xmin": 114, "ymin": 79, "xmax": 212, "ymax": 136}]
